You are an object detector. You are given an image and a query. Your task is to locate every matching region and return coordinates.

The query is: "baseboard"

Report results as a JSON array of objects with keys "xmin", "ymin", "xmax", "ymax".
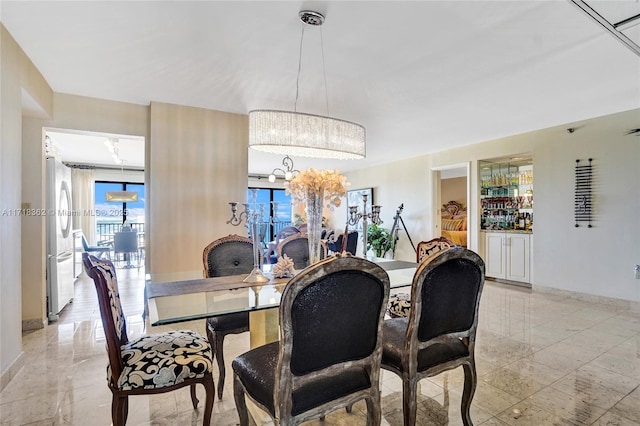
[
  {"xmin": 486, "ymin": 277, "xmax": 532, "ymax": 289},
  {"xmin": 0, "ymin": 351, "xmax": 25, "ymax": 392},
  {"xmin": 22, "ymin": 317, "xmax": 46, "ymax": 331},
  {"xmin": 534, "ymin": 284, "xmax": 640, "ymax": 314}
]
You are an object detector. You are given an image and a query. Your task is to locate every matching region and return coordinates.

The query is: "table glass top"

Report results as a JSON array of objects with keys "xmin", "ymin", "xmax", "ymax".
[{"xmin": 145, "ymin": 259, "xmax": 417, "ymax": 326}]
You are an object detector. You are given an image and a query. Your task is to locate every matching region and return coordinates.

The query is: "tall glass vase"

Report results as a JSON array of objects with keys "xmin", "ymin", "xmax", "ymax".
[{"xmin": 305, "ymin": 187, "xmax": 324, "ymax": 265}]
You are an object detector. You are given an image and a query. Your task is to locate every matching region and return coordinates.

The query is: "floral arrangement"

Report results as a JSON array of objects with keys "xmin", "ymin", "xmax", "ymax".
[{"xmin": 284, "ymin": 168, "xmax": 349, "ymax": 209}]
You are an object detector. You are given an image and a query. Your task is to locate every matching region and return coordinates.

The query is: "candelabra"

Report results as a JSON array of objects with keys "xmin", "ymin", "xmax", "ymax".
[
  {"xmin": 227, "ymin": 189, "xmax": 270, "ymax": 283},
  {"xmin": 347, "ymin": 193, "xmax": 382, "ymax": 258}
]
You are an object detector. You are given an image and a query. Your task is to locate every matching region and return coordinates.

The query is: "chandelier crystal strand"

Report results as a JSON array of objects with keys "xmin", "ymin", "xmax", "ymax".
[{"xmin": 249, "ymin": 110, "xmax": 365, "ymax": 159}]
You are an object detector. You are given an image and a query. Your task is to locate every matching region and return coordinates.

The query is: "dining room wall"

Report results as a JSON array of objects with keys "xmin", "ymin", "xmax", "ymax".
[
  {"xmin": 148, "ymin": 102, "xmax": 248, "ymax": 274},
  {"xmin": 1, "ymin": 23, "xmax": 54, "ymax": 389},
  {"xmin": 344, "ymin": 108, "xmax": 640, "ymax": 305}
]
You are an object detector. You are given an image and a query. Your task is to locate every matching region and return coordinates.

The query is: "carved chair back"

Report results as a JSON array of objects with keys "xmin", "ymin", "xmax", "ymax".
[
  {"xmin": 275, "ymin": 254, "xmax": 390, "ymax": 420},
  {"xmin": 408, "ymin": 247, "xmax": 485, "ymax": 357},
  {"xmin": 82, "ymin": 253, "xmax": 128, "ymax": 384},
  {"xmin": 277, "ymin": 233, "xmax": 327, "ymax": 269},
  {"xmin": 203, "ymin": 234, "xmax": 257, "ymax": 278},
  {"xmin": 416, "ymin": 237, "xmax": 455, "ymax": 263}
]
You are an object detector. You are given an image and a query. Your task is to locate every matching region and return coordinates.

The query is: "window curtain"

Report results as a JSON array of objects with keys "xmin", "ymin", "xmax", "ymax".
[{"xmin": 71, "ymin": 168, "xmax": 96, "ymax": 244}]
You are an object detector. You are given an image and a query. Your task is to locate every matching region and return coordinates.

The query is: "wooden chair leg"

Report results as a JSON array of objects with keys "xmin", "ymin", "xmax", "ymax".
[
  {"xmin": 206, "ymin": 324, "xmax": 227, "ymax": 400},
  {"xmin": 112, "ymin": 392, "xmax": 126, "ymax": 426},
  {"xmin": 365, "ymin": 395, "xmax": 381, "ymax": 426},
  {"xmin": 215, "ymin": 333, "xmax": 226, "ymax": 399},
  {"xmin": 202, "ymin": 374, "xmax": 215, "ymax": 426},
  {"xmin": 190, "ymin": 383, "xmax": 199, "ymax": 409},
  {"xmin": 122, "ymin": 396, "xmax": 129, "ymax": 424},
  {"xmin": 402, "ymin": 378, "xmax": 418, "ymax": 426},
  {"xmin": 461, "ymin": 363, "xmax": 477, "ymax": 426},
  {"xmin": 234, "ymin": 374, "xmax": 250, "ymax": 426}
]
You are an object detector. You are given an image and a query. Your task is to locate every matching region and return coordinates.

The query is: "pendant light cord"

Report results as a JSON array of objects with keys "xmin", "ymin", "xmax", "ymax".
[
  {"xmin": 320, "ymin": 27, "xmax": 330, "ymax": 116},
  {"xmin": 294, "ymin": 23, "xmax": 306, "ymax": 113},
  {"xmin": 294, "ymin": 20, "xmax": 330, "ymax": 116}
]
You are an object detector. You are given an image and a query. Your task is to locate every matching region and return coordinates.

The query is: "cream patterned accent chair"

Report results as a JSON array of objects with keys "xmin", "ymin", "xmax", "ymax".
[
  {"xmin": 232, "ymin": 253, "xmax": 390, "ymax": 425},
  {"xmin": 82, "ymin": 254, "xmax": 215, "ymax": 426},
  {"xmin": 387, "ymin": 237, "xmax": 455, "ymax": 318}
]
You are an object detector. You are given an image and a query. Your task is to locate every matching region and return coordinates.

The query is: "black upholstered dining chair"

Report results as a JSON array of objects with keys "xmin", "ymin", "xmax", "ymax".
[
  {"xmin": 381, "ymin": 246, "xmax": 485, "ymax": 426},
  {"xmin": 387, "ymin": 237, "xmax": 455, "ymax": 318},
  {"xmin": 232, "ymin": 253, "xmax": 390, "ymax": 425},
  {"xmin": 326, "ymin": 230, "xmax": 359, "ymax": 255},
  {"xmin": 276, "ymin": 233, "xmax": 327, "ymax": 269},
  {"xmin": 202, "ymin": 234, "xmax": 256, "ymax": 399},
  {"xmin": 266, "ymin": 225, "xmax": 300, "ymax": 263},
  {"xmin": 82, "ymin": 253, "xmax": 214, "ymax": 426}
]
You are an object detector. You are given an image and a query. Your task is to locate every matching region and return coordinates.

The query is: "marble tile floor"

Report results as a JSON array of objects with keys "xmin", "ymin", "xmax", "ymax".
[{"xmin": 1, "ymin": 267, "xmax": 640, "ymax": 425}]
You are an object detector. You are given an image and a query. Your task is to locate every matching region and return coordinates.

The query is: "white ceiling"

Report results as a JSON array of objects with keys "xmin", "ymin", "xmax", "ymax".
[
  {"xmin": 46, "ymin": 130, "xmax": 145, "ymax": 169},
  {"xmin": 3, "ymin": 1, "xmax": 639, "ymax": 175}
]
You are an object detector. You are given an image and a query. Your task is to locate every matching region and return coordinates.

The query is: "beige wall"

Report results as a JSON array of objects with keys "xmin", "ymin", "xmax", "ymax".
[
  {"xmin": 1, "ymin": 24, "xmax": 54, "ymax": 387},
  {"xmin": 21, "ymin": 118, "xmax": 47, "ymax": 331},
  {"xmin": 341, "ymin": 108, "xmax": 640, "ymax": 303},
  {"xmin": 148, "ymin": 102, "xmax": 248, "ymax": 274},
  {"xmin": 1, "ymin": 24, "xmax": 26, "ymax": 385},
  {"xmin": 441, "ymin": 177, "xmax": 467, "ymax": 209}
]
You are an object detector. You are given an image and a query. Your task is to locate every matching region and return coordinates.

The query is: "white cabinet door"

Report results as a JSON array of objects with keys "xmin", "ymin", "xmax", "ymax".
[
  {"xmin": 506, "ymin": 233, "xmax": 530, "ymax": 283},
  {"xmin": 484, "ymin": 232, "xmax": 531, "ymax": 283},
  {"xmin": 485, "ymin": 233, "xmax": 506, "ymax": 279}
]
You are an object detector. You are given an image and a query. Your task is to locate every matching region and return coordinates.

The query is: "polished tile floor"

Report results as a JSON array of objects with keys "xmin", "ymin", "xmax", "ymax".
[{"xmin": 1, "ymin": 267, "xmax": 639, "ymax": 425}]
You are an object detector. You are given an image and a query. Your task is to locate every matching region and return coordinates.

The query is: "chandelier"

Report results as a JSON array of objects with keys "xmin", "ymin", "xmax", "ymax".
[
  {"xmin": 268, "ymin": 155, "xmax": 300, "ymax": 182},
  {"xmin": 249, "ymin": 10, "xmax": 366, "ymax": 160}
]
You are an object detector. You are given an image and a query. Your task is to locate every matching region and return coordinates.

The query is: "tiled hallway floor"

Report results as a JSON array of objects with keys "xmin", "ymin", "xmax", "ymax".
[{"xmin": 1, "ymin": 267, "xmax": 639, "ymax": 425}]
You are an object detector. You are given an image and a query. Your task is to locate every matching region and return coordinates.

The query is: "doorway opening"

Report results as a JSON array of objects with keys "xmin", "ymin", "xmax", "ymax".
[
  {"xmin": 44, "ymin": 129, "xmax": 145, "ymax": 321},
  {"xmin": 431, "ymin": 163, "xmax": 470, "ymax": 248}
]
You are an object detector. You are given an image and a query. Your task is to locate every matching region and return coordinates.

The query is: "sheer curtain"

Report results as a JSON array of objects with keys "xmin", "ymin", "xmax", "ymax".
[{"xmin": 71, "ymin": 168, "xmax": 96, "ymax": 243}]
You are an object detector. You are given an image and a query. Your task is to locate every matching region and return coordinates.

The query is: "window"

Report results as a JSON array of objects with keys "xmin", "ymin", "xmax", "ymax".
[
  {"xmin": 95, "ymin": 181, "xmax": 145, "ymax": 241},
  {"xmin": 247, "ymin": 188, "xmax": 292, "ymax": 244}
]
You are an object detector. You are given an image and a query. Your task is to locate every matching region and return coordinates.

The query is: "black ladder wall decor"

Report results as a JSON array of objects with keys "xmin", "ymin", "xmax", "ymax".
[{"xmin": 574, "ymin": 158, "xmax": 593, "ymax": 227}]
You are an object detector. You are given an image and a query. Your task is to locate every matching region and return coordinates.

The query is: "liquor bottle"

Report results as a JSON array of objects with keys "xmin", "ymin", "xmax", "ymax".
[
  {"xmin": 518, "ymin": 213, "xmax": 525, "ymax": 230},
  {"xmin": 525, "ymin": 213, "xmax": 531, "ymax": 230}
]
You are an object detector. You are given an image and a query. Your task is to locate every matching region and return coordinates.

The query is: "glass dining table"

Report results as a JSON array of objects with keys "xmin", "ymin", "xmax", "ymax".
[{"xmin": 146, "ymin": 258, "xmax": 417, "ymax": 347}]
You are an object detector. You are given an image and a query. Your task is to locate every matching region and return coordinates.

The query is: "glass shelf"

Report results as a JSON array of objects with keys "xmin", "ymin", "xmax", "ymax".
[{"xmin": 480, "ymin": 159, "xmax": 533, "ymax": 230}]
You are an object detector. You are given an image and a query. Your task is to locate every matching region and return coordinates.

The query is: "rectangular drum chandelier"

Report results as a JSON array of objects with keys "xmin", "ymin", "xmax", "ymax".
[{"xmin": 249, "ymin": 10, "xmax": 366, "ymax": 160}]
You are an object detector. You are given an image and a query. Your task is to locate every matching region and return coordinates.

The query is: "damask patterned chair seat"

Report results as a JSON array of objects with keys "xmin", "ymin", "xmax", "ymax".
[
  {"xmin": 107, "ymin": 330, "xmax": 212, "ymax": 391},
  {"xmin": 387, "ymin": 293, "xmax": 411, "ymax": 318},
  {"xmin": 82, "ymin": 253, "xmax": 214, "ymax": 426},
  {"xmin": 387, "ymin": 237, "xmax": 455, "ymax": 318}
]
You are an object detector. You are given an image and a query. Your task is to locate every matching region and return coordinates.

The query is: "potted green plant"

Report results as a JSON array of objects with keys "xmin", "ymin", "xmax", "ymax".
[{"xmin": 367, "ymin": 224, "xmax": 393, "ymax": 258}]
